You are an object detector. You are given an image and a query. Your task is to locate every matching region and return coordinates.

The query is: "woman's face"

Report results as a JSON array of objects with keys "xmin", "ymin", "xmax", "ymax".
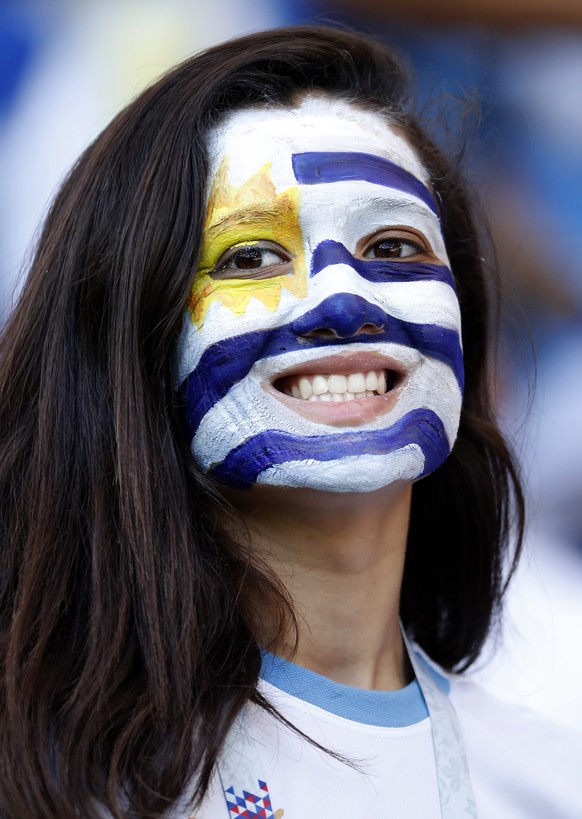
[{"xmin": 175, "ymin": 97, "xmax": 463, "ymax": 493}]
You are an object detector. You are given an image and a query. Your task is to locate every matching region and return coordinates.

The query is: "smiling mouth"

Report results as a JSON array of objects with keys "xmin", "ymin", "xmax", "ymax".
[{"xmin": 274, "ymin": 369, "xmax": 400, "ymax": 402}]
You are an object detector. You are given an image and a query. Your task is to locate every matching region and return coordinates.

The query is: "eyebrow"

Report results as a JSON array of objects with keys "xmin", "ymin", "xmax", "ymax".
[
  {"xmin": 355, "ymin": 196, "xmax": 437, "ymax": 218},
  {"xmin": 205, "ymin": 204, "xmax": 286, "ymax": 235},
  {"xmin": 292, "ymin": 151, "xmax": 438, "ymax": 215}
]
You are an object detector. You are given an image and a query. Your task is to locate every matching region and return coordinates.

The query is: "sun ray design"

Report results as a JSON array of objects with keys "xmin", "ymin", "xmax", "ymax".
[{"xmin": 188, "ymin": 157, "xmax": 306, "ymax": 328}]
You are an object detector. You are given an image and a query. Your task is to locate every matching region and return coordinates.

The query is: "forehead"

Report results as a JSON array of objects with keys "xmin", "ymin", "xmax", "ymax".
[{"xmin": 206, "ymin": 96, "xmax": 429, "ymax": 192}]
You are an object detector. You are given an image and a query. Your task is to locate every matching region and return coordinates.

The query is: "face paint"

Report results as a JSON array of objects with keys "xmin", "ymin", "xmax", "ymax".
[
  {"xmin": 174, "ymin": 97, "xmax": 463, "ymax": 492},
  {"xmin": 189, "ymin": 158, "xmax": 307, "ymax": 325}
]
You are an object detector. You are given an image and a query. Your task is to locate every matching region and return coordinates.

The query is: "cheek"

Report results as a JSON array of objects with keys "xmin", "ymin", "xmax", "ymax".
[
  {"xmin": 380, "ymin": 281, "xmax": 462, "ymax": 346},
  {"xmin": 187, "ymin": 273, "xmax": 309, "ymax": 331}
]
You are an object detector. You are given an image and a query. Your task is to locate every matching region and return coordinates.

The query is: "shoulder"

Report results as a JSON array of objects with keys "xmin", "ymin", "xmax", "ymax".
[
  {"xmin": 445, "ymin": 668, "xmax": 582, "ymax": 818},
  {"xmin": 447, "ymin": 669, "xmax": 582, "ymax": 759}
]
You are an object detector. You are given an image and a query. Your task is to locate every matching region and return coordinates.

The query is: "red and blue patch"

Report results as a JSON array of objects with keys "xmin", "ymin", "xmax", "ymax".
[{"xmin": 224, "ymin": 779, "xmax": 278, "ymax": 818}]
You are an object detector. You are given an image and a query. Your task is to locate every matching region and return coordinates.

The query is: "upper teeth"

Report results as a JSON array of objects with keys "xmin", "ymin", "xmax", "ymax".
[{"xmin": 282, "ymin": 370, "xmax": 388, "ymax": 401}]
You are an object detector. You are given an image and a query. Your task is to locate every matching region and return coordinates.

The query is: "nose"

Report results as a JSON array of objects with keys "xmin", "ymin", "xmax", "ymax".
[{"xmin": 290, "ymin": 293, "xmax": 386, "ymax": 339}]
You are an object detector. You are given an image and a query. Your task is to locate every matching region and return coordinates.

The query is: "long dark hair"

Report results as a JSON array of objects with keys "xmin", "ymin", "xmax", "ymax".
[{"xmin": 0, "ymin": 26, "xmax": 524, "ymax": 818}]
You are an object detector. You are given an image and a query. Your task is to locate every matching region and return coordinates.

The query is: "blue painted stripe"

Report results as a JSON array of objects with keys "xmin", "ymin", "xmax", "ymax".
[
  {"xmin": 292, "ymin": 151, "xmax": 439, "ymax": 215},
  {"xmin": 310, "ymin": 240, "xmax": 455, "ymax": 288},
  {"xmin": 209, "ymin": 408, "xmax": 449, "ymax": 488},
  {"xmin": 260, "ymin": 650, "xmax": 429, "ymax": 727},
  {"xmin": 290, "ymin": 292, "xmax": 389, "ymax": 338},
  {"xmin": 178, "ymin": 313, "xmax": 463, "ymax": 441}
]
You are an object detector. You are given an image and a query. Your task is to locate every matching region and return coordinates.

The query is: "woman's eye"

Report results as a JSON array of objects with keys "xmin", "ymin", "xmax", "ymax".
[
  {"xmin": 212, "ymin": 243, "xmax": 291, "ymax": 279},
  {"xmin": 365, "ymin": 237, "xmax": 425, "ymax": 260},
  {"xmin": 225, "ymin": 246, "xmax": 279, "ymax": 271}
]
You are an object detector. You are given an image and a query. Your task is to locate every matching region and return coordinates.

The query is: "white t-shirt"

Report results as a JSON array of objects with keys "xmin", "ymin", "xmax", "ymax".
[{"xmin": 185, "ymin": 651, "xmax": 582, "ymax": 818}]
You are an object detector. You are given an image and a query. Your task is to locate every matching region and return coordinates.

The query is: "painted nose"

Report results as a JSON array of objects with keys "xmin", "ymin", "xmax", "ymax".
[{"xmin": 291, "ymin": 293, "xmax": 386, "ymax": 339}]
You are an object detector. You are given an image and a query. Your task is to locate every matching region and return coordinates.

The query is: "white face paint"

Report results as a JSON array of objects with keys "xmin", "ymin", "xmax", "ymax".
[{"xmin": 174, "ymin": 97, "xmax": 463, "ymax": 492}]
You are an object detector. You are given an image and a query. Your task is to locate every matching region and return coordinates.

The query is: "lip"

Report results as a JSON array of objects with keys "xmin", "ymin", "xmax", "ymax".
[{"xmin": 264, "ymin": 351, "xmax": 411, "ymax": 427}]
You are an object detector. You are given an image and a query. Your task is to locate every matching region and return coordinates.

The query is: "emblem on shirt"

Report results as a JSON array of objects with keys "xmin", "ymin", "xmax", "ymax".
[{"xmin": 224, "ymin": 779, "xmax": 283, "ymax": 818}]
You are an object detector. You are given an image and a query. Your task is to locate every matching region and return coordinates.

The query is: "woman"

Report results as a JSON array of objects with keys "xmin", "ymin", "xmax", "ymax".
[{"xmin": 0, "ymin": 26, "xmax": 579, "ymax": 819}]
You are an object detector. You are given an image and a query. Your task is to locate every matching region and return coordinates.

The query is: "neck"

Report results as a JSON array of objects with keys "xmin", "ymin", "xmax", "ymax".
[{"xmin": 225, "ymin": 482, "xmax": 412, "ymax": 691}]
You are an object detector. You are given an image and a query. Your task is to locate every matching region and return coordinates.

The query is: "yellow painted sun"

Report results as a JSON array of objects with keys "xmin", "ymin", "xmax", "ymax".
[{"xmin": 188, "ymin": 157, "xmax": 307, "ymax": 328}]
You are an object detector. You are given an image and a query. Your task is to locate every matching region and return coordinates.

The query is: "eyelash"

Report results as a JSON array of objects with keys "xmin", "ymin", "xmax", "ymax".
[
  {"xmin": 360, "ymin": 230, "xmax": 430, "ymax": 261},
  {"xmin": 211, "ymin": 242, "xmax": 292, "ymax": 280}
]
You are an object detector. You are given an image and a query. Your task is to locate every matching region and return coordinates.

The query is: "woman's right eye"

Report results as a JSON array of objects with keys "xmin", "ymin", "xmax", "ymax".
[{"xmin": 211, "ymin": 242, "xmax": 292, "ymax": 280}]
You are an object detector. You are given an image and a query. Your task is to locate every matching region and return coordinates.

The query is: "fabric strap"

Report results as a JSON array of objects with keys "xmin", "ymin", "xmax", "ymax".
[{"xmin": 401, "ymin": 629, "xmax": 477, "ymax": 818}]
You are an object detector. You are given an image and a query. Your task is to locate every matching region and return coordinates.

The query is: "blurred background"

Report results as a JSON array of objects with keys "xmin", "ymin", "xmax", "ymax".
[{"xmin": 2, "ymin": 0, "xmax": 581, "ymax": 731}]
